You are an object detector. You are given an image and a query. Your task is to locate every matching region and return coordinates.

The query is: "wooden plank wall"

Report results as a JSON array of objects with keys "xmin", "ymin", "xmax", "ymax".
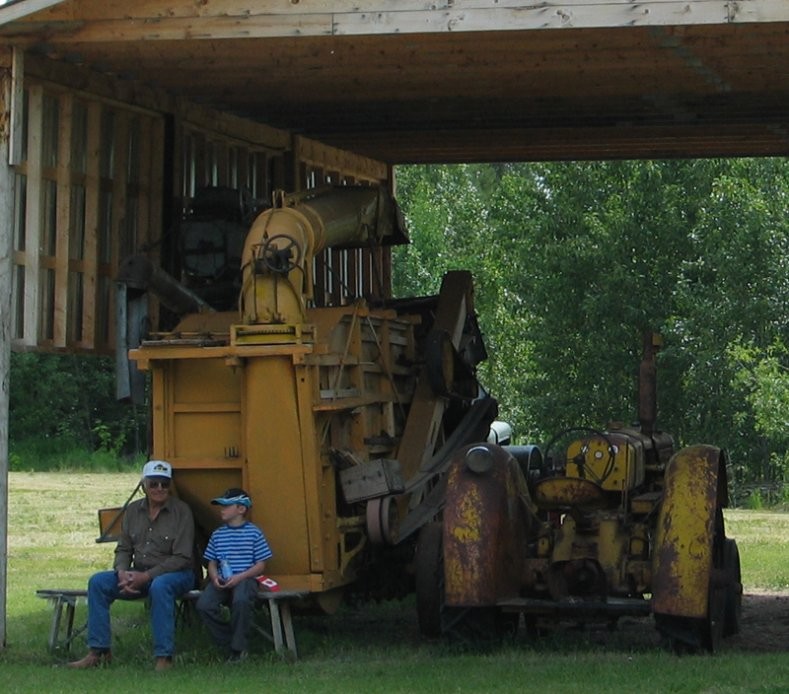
[
  {"xmin": 177, "ymin": 127, "xmax": 392, "ymax": 312},
  {"xmin": 9, "ymin": 67, "xmax": 392, "ymax": 354},
  {"xmin": 292, "ymin": 135, "xmax": 391, "ymax": 308},
  {"xmin": 11, "ymin": 80, "xmax": 164, "ymax": 354}
]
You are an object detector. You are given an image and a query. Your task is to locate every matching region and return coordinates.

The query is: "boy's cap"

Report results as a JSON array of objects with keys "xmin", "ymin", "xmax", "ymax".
[
  {"xmin": 142, "ymin": 460, "xmax": 172, "ymax": 479},
  {"xmin": 212, "ymin": 487, "xmax": 252, "ymax": 508}
]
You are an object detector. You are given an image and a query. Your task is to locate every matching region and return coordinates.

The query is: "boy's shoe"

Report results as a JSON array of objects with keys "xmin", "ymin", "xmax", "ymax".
[
  {"xmin": 154, "ymin": 656, "xmax": 173, "ymax": 671},
  {"xmin": 227, "ymin": 649, "xmax": 248, "ymax": 663},
  {"xmin": 67, "ymin": 649, "xmax": 112, "ymax": 668}
]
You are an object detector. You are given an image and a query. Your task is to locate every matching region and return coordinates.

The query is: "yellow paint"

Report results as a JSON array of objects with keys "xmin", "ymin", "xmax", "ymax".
[
  {"xmin": 652, "ymin": 446, "xmax": 718, "ymax": 618},
  {"xmin": 566, "ymin": 433, "xmax": 643, "ymax": 491},
  {"xmin": 130, "ymin": 189, "xmax": 480, "ymax": 605},
  {"xmin": 450, "ymin": 486, "xmax": 483, "ymax": 543},
  {"xmin": 134, "ymin": 296, "xmax": 434, "ymax": 597}
]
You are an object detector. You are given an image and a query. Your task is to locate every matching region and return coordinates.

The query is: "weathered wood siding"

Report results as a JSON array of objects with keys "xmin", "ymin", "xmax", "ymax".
[
  {"xmin": 6, "ymin": 58, "xmax": 391, "ymax": 354},
  {"xmin": 10, "ymin": 80, "xmax": 164, "ymax": 353}
]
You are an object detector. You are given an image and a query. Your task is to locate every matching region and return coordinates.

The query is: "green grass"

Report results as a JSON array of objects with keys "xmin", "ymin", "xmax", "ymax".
[
  {"xmin": 725, "ymin": 510, "xmax": 789, "ymax": 591},
  {"xmin": 1, "ymin": 472, "xmax": 788, "ymax": 693},
  {"xmin": 9, "ymin": 439, "xmax": 145, "ymax": 473}
]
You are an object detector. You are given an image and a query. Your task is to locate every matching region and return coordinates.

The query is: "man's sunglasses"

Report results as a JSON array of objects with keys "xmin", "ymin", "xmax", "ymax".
[{"xmin": 146, "ymin": 479, "xmax": 170, "ymax": 489}]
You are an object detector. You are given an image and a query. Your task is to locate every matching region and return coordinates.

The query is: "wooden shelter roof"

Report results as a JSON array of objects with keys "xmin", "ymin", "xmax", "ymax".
[{"xmin": 1, "ymin": 1, "xmax": 788, "ymax": 163}]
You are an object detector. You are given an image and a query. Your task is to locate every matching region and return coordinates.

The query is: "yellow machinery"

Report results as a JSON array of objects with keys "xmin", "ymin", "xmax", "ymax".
[
  {"xmin": 122, "ymin": 185, "xmax": 497, "ymax": 611},
  {"xmin": 116, "ymin": 188, "xmax": 740, "ymax": 652},
  {"xmin": 430, "ymin": 333, "xmax": 742, "ymax": 652}
]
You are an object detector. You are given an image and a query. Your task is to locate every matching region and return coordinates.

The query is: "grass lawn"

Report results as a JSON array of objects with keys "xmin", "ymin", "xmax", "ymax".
[{"xmin": 1, "ymin": 472, "xmax": 788, "ymax": 693}]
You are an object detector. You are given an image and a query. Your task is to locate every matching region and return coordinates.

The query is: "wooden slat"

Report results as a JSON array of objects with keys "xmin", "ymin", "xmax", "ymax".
[
  {"xmin": 0, "ymin": 0, "xmax": 66, "ymax": 24},
  {"xmin": 147, "ymin": 115, "xmax": 166, "ymax": 335},
  {"xmin": 80, "ymin": 100, "xmax": 101, "ymax": 349},
  {"xmin": 294, "ymin": 135, "xmax": 386, "ymax": 184},
  {"xmin": 8, "ymin": 47, "xmax": 23, "ymax": 166},
  {"xmin": 135, "ymin": 115, "xmax": 153, "ymax": 253},
  {"xmin": 191, "ymin": 130, "xmax": 207, "ymax": 190},
  {"xmin": 22, "ymin": 84, "xmax": 42, "ymax": 347},
  {"xmin": 10, "ymin": 1, "xmax": 789, "ymax": 43},
  {"xmin": 0, "ymin": 44, "xmax": 15, "ymax": 651},
  {"xmin": 331, "ymin": 248, "xmax": 342, "ymax": 306},
  {"xmin": 347, "ymin": 123, "xmax": 789, "ymax": 164},
  {"xmin": 25, "ymin": 0, "xmax": 782, "ymax": 23},
  {"xmin": 235, "ymin": 146, "xmax": 248, "ymax": 192},
  {"xmin": 214, "ymin": 140, "xmax": 229, "ymax": 187},
  {"xmin": 381, "ymin": 246, "xmax": 392, "ymax": 300},
  {"xmin": 53, "ymin": 91, "xmax": 72, "ymax": 347},
  {"xmin": 105, "ymin": 110, "xmax": 129, "ymax": 349}
]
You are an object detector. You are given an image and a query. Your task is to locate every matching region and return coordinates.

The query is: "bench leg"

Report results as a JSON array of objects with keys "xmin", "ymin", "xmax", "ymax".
[
  {"xmin": 279, "ymin": 600, "xmax": 297, "ymax": 658},
  {"xmin": 64, "ymin": 601, "xmax": 76, "ymax": 652},
  {"xmin": 266, "ymin": 598, "xmax": 297, "ymax": 659},
  {"xmin": 45, "ymin": 595, "xmax": 86, "ymax": 653},
  {"xmin": 267, "ymin": 598, "xmax": 285, "ymax": 653},
  {"xmin": 48, "ymin": 597, "xmax": 66, "ymax": 654}
]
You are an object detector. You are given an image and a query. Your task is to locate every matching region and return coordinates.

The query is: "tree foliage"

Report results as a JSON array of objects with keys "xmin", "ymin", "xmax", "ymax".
[
  {"xmin": 9, "ymin": 159, "xmax": 788, "ymax": 492},
  {"xmin": 9, "ymin": 352, "xmax": 146, "ymax": 458},
  {"xmin": 393, "ymin": 159, "xmax": 789, "ymax": 491}
]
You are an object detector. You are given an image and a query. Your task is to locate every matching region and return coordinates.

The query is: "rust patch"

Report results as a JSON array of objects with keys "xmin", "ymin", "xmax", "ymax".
[{"xmin": 533, "ymin": 476, "xmax": 606, "ymax": 510}]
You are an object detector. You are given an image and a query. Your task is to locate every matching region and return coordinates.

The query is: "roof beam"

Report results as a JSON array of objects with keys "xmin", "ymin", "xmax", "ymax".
[
  {"xmin": 3, "ymin": 1, "xmax": 789, "ymax": 44},
  {"xmin": 0, "ymin": 0, "xmax": 67, "ymax": 24}
]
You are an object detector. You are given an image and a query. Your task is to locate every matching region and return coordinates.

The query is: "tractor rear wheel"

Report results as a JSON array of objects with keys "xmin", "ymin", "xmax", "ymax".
[
  {"xmin": 702, "ymin": 570, "xmax": 727, "ymax": 652},
  {"xmin": 415, "ymin": 522, "xmax": 445, "ymax": 637},
  {"xmin": 723, "ymin": 538, "xmax": 743, "ymax": 637},
  {"xmin": 699, "ymin": 509, "xmax": 727, "ymax": 652},
  {"xmin": 414, "ymin": 521, "xmax": 519, "ymax": 642}
]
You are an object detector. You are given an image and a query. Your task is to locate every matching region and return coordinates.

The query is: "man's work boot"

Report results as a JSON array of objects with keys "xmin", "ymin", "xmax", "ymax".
[
  {"xmin": 67, "ymin": 649, "xmax": 112, "ymax": 668},
  {"xmin": 154, "ymin": 656, "xmax": 173, "ymax": 671}
]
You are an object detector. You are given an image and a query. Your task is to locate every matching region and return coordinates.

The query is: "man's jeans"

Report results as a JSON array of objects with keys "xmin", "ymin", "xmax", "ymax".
[{"xmin": 86, "ymin": 569, "xmax": 195, "ymax": 657}]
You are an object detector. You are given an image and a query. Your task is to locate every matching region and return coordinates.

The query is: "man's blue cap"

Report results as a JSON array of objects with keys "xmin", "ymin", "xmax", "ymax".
[{"xmin": 211, "ymin": 487, "xmax": 252, "ymax": 508}]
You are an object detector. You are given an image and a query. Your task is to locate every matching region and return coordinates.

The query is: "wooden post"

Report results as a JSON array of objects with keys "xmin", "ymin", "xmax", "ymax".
[{"xmin": 0, "ymin": 46, "xmax": 16, "ymax": 650}]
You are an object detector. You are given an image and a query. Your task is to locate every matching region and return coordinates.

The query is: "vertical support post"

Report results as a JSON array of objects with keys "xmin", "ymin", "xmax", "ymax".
[{"xmin": 0, "ymin": 45, "xmax": 16, "ymax": 650}]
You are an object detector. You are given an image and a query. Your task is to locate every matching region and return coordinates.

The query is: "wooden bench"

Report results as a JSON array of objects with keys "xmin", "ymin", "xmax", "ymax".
[
  {"xmin": 179, "ymin": 588, "xmax": 305, "ymax": 659},
  {"xmin": 38, "ymin": 587, "xmax": 304, "ymax": 659}
]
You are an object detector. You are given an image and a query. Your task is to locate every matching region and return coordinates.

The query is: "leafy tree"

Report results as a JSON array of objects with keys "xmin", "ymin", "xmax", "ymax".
[
  {"xmin": 9, "ymin": 351, "xmax": 146, "ymax": 458},
  {"xmin": 393, "ymin": 158, "xmax": 789, "ymax": 492}
]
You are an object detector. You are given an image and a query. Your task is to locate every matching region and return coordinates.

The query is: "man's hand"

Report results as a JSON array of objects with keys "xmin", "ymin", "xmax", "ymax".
[{"xmin": 117, "ymin": 570, "xmax": 150, "ymax": 595}]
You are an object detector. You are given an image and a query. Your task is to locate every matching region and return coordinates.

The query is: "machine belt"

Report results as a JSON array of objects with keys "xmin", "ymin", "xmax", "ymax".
[{"xmin": 396, "ymin": 395, "xmax": 497, "ymax": 543}]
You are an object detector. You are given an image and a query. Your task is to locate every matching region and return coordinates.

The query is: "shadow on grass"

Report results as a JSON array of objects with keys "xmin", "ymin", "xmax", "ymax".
[{"xmin": 292, "ymin": 596, "xmax": 665, "ymax": 660}]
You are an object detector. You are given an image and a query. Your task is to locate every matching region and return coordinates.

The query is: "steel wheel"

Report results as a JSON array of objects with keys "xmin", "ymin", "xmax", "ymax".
[
  {"xmin": 723, "ymin": 538, "xmax": 743, "ymax": 637},
  {"xmin": 700, "ymin": 508, "xmax": 727, "ymax": 652},
  {"xmin": 414, "ymin": 520, "xmax": 519, "ymax": 643},
  {"xmin": 415, "ymin": 522, "xmax": 445, "ymax": 637},
  {"xmin": 702, "ymin": 572, "xmax": 727, "ymax": 652}
]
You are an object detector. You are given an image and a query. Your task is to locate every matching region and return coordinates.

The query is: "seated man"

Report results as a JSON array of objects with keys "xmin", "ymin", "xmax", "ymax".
[{"xmin": 69, "ymin": 460, "xmax": 195, "ymax": 671}]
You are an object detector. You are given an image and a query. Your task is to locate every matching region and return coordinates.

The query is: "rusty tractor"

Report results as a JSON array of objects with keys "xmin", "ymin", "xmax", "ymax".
[{"xmin": 420, "ymin": 333, "xmax": 742, "ymax": 652}]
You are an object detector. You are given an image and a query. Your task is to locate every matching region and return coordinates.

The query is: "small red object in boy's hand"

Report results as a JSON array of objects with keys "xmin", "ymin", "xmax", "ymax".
[{"xmin": 256, "ymin": 575, "xmax": 280, "ymax": 591}]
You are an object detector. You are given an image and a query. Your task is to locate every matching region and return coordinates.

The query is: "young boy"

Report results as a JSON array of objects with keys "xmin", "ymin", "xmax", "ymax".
[{"xmin": 196, "ymin": 487, "xmax": 273, "ymax": 661}]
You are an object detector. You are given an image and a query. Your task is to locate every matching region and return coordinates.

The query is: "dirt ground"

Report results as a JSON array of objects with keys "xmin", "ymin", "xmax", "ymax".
[
  {"xmin": 314, "ymin": 590, "xmax": 789, "ymax": 654},
  {"xmin": 726, "ymin": 591, "xmax": 789, "ymax": 653},
  {"xmin": 574, "ymin": 590, "xmax": 789, "ymax": 653}
]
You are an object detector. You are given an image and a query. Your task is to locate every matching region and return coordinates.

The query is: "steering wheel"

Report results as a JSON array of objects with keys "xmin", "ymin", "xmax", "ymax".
[
  {"xmin": 542, "ymin": 426, "xmax": 616, "ymax": 485},
  {"xmin": 259, "ymin": 234, "xmax": 300, "ymax": 273}
]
